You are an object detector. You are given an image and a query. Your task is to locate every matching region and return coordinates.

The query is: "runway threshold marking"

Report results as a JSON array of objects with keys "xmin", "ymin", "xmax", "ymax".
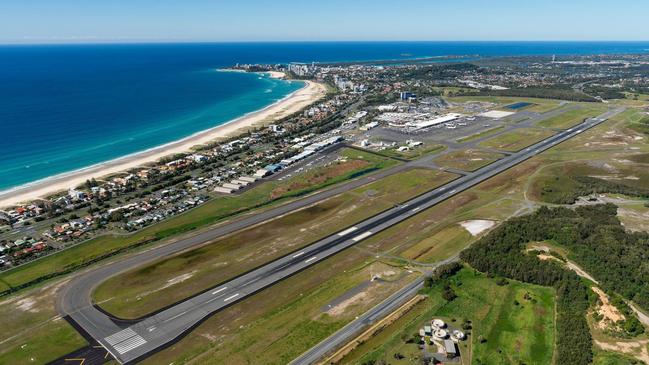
[
  {"xmin": 104, "ymin": 328, "xmax": 136, "ymax": 346},
  {"xmin": 113, "ymin": 335, "xmax": 147, "ymax": 355}
]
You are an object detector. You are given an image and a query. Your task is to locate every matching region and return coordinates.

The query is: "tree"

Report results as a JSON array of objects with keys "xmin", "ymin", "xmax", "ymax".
[{"xmin": 442, "ymin": 285, "xmax": 457, "ymax": 302}]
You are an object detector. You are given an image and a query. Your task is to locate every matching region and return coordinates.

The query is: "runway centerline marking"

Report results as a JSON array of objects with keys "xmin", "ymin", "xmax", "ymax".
[
  {"xmin": 304, "ymin": 256, "xmax": 318, "ymax": 263},
  {"xmin": 165, "ymin": 311, "xmax": 187, "ymax": 322}
]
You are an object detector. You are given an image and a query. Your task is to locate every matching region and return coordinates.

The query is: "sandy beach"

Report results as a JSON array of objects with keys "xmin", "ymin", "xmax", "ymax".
[{"xmin": 0, "ymin": 73, "xmax": 327, "ymax": 208}]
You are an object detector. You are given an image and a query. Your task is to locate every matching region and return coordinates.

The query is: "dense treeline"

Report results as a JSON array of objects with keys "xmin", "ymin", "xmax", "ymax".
[
  {"xmin": 401, "ymin": 63, "xmax": 481, "ymax": 80},
  {"xmin": 460, "ymin": 204, "xmax": 649, "ymax": 364},
  {"xmin": 456, "ymin": 86, "xmax": 598, "ymax": 102},
  {"xmin": 554, "ymin": 277, "xmax": 593, "ymax": 364},
  {"xmin": 467, "ymin": 203, "xmax": 649, "ymax": 307},
  {"xmin": 583, "ymin": 84, "xmax": 626, "ymax": 100},
  {"xmin": 460, "ymin": 209, "xmax": 593, "ymax": 364},
  {"xmin": 462, "ymin": 204, "xmax": 649, "ymax": 362},
  {"xmin": 542, "ymin": 175, "xmax": 649, "ymax": 204},
  {"xmin": 573, "ymin": 176, "xmax": 649, "ymax": 201}
]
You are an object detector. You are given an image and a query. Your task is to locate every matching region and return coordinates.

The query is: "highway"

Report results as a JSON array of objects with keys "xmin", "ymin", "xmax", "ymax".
[{"xmin": 57, "ymin": 108, "xmax": 624, "ymax": 364}]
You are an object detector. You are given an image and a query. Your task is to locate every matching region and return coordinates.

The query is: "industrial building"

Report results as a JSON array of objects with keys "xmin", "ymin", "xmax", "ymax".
[{"xmin": 377, "ymin": 112, "xmax": 463, "ymax": 130}]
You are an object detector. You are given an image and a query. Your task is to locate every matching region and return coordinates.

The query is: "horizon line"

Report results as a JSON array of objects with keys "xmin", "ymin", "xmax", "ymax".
[{"xmin": 2, "ymin": 39, "xmax": 649, "ymax": 46}]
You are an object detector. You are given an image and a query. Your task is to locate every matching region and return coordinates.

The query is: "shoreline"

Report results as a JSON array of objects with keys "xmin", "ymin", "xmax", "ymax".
[{"xmin": 0, "ymin": 72, "xmax": 327, "ymax": 208}]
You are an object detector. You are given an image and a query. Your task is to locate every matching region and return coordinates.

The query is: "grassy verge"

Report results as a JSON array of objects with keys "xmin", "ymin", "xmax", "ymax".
[
  {"xmin": 434, "ymin": 149, "xmax": 505, "ymax": 172},
  {"xmin": 456, "ymin": 126, "xmax": 506, "ymax": 143},
  {"xmin": 538, "ymin": 106, "xmax": 608, "ymax": 129},
  {"xmin": 593, "ymin": 351, "xmax": 641, "ymax": 365},
  {"xmin": 398, "ymin": 224, "xmax": 474, "ymax": 262},
  {"xmin": 478, "ymin": 128, "xmax": 556, "ymax": 152},
  {"xmin": 0, "ymin": 148, "xmax": 397, "ymax": 294},
  {"xmin": 93, "ymin": 168, "xmax": 456, "ymax": 318},
  {"xmin": 375, "ymin": 144, "xmax": 446, "ymax": 161},
  {"xmin": 0, "ymin": 320, "xmax": 87, "ymax": 364},
  {"xmin": 528, "ymin": 161, "xmax": 649, "ymax": 205},
  {"xmin": 0, "ymin": 284, "xmax": 88, "ymax": 364}
]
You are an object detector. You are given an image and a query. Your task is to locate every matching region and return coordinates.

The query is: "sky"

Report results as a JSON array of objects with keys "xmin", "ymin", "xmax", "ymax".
[{"xmin": 1, "ymin": 0, "xmax": 648, "ymax": 43}]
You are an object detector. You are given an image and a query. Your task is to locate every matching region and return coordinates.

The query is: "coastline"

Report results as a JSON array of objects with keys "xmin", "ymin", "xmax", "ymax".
[{"xmin": 0, "ymin": 73, "xmax": 327, "ymax": 208}]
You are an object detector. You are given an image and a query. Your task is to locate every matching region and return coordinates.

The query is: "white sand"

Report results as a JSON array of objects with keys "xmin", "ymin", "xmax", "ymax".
[
  {"xmin": 0, "ymin": 74, "xmax": 327, "ymax": 208},
  {"xmin": 460, "ymin": 220, "xmax": 496, "ymax": 236}
]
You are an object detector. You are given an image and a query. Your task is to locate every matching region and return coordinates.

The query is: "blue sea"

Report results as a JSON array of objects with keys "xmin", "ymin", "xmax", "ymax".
[{"xmin": 1, "ymin": 41, "xmax": 648, "ymax": 192}]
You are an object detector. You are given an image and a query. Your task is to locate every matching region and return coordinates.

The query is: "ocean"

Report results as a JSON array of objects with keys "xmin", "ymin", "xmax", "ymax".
[{"xmin": 1, "ymin": 41, "xmax": 648, "ymax": 192}]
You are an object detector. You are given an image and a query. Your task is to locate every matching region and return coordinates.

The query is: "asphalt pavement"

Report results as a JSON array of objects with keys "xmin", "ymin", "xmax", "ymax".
[{"xmin": 55, "ymin": 107, "xmax": 624, "ymax": 364}]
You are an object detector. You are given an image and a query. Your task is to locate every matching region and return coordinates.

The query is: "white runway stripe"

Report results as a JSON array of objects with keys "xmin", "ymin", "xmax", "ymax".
[
  {"xmin": 105, "ymin": 328, "xmax": 136, "ymax": 346},
  {"xmin": 352, "ymin": 231, "xmax": 372, "ymax": 242},
  {"xmin": 114, "ymin": 335, "xmax": 147, "ymax": 354},
  {"xmin": 337, "ymin": 226, "xmax": 358, "ymax": 236},
  {"xmin": 224, "ymin": 293, "xmax": 239, "ymax": 302}
]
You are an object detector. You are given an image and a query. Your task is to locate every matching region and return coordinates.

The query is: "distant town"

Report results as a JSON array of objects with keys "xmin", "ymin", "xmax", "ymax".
[{"xmin": 2, "ymin": 52, "xmax": 648, "ymax": 275}]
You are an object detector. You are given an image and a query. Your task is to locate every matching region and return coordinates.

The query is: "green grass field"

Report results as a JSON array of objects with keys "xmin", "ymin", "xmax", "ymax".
[
  {"xmin": 538, "ymin": 106, "xmax": 608, "ymax": 129},
  {"xmin": 593, "ymin": 350, "xmax": 642, "ymax": 365},
  {"xmin": 342, "ymin": 268, "xmax": 556, "ymax": 365},
  {"xmin": 376, "ymin": 144, "xmax": 446, "ymax": 160},
  {"xmin": 0, "ymin": 320, "xmax": 87, "ymax": 364},
  {"xmin": 0, "ymin": 148, "xmax": 397, "ymax": 294},
  {"xmin": 457, "ymin": 126, "xmax": 506, "ymax": 144},
  {"xmin": 398, "ymin": 224, "xmax": 474, "ymax": 262},
  {"xmin": 434, "ymin": 149, "xmax": 505, "ymax": 172},
  {"xmin": 478, "ymin": 128, "xmax": 556, "ymax": 152},
  {"xmin": 93, "ymin": 168, "xmax": 456, "ymax": 318},
  {"xmin": 624, "ymin": 110, "xmax": 649, "ymax": 136},
  {"xmin": 0, "ymin": 285, "xmax": 88, "ymax": 364}
]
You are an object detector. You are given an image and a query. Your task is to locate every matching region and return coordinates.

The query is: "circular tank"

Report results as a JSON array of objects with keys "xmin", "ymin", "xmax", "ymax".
[
  {"xmin": 452, "ymin": 330, "xmax": 465, "ymax": 341},
  {"xmin": 433, "ymin": 329, "xmax": 448, "ymax": 339},
  {"xmin": 432, "ymin": 319, "xmax": 446, "ymax": 329}
]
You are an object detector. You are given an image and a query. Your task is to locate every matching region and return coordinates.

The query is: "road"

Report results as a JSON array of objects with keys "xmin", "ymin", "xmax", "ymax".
[
  {"xmin": 56, "ymin": 108, "xmax": 624, "ymax": 364},
  {"xmin": 290, "ymin": 254, "xmax": 459, "ymax": 365}
]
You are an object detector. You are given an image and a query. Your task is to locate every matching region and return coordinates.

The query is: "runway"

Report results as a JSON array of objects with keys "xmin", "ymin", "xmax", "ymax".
[{"xmin": 56, "ymin": 108, "xmax": 623, "ymax": 364}]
